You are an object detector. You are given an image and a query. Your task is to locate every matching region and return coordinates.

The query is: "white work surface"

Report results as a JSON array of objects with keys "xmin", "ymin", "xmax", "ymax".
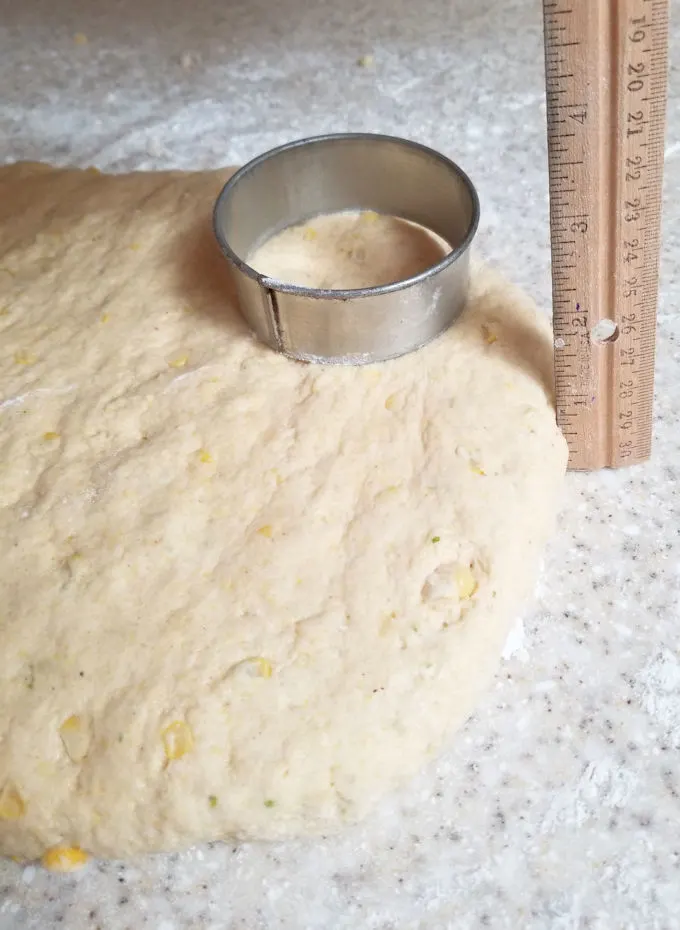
[{"xmin": 1, "ymin": 0, "xmax": 680, "ymax": 927}]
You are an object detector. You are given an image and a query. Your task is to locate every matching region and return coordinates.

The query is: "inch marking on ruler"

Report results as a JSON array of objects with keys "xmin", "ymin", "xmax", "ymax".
[{"xmin": 542, "ymin": 0, "xmax": 669, "ymax": 470}]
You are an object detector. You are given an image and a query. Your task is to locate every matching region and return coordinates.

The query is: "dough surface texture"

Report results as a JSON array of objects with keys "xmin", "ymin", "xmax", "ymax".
[
  {"xmin": 0, "ymin": 164, "xmax": 567, "ymax": 860},
  {"xmin": 248, "ymin": 210, "xmax": 449, "ymax": 289}
]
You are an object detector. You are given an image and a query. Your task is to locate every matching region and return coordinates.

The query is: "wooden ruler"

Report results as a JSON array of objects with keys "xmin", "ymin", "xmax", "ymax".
[{"xmin": 542, "ymin": 0, "xmax": 669, "ymax": 470}]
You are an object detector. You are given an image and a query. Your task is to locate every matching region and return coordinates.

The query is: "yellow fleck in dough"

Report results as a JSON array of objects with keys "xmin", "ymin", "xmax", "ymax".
[
  {"xmin": 161, "ymin": 721, "xmax": 194, "ymax": 762},
  {"xmin": 41, "ymin": 846, "xmax": 89, "ymax": 872},
  {"xmin": 59, "ymin": 714, "xmax": 91, "ymax": 763},
  {"xmin": 0, "ymin": 163, "xmax": 566, "ymax": 860},
  {"xmin": 482, "ymin": 323, "xmax": 498, "ymax": 344},
  {"xmin": 13, "ymin": 350, "xmax": 36, "ymax": 366},
  {"xmin": 226, "ymin": 656, "xmax": 274, "ymax": 680},
  {"xmin": 0, "ymin": 782, "xmax": 25, "ymax": 820},
  {"xmin": 454, "ymin": 565, "xmax": 478, "ymax": 600}
]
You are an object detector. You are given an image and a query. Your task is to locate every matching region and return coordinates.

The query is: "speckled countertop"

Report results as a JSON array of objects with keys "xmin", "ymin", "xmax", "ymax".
[{"xmin": 1, "ymin": 0, "xmax": 679, "ymax": 927}]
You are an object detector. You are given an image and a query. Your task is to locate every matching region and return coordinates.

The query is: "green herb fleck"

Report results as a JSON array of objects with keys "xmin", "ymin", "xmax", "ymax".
[
  {"xmin": 431, "ymin": 536, "xmax": 440, "ymax": 543},
  {"xmin": 208, "ymin": 795, "xmax": 218, "ymax": 808},
  {"xmin": 264, "ymin": 799, "xmax": 276, "ymax": 808}
]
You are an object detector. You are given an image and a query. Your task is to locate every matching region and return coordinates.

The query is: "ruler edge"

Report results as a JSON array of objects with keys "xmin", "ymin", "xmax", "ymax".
[{"xmin": 542, "ymin": 0, "xmax": 670, "ymax": 471}]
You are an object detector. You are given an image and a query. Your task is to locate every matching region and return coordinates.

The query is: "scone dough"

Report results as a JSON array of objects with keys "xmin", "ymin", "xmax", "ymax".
[{"xmin": 0, "ymin": 163, "xmax": 566, "ymax": 859}]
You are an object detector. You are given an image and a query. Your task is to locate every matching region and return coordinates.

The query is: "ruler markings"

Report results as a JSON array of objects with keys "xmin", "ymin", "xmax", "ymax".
[{"xmin": 542, "ymin": 0, "xmax": 668, "ymax": 469}]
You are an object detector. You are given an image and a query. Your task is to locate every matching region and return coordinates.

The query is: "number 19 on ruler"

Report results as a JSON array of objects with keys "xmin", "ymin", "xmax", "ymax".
[{"xmin": 542, "ymin": 0, "xmax": 669, "ymax": 470}]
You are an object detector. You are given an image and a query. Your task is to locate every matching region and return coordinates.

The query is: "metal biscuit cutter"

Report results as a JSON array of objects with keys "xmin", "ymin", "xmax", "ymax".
[{"xmin": 213, "ymin": 133, "xmax": 480, "ymax": 365}]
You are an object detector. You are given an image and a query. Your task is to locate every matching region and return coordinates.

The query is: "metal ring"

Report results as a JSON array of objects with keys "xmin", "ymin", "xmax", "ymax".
[{"xmin": 213, "ymin": 133, "xmax": 480, "ymax": 364}]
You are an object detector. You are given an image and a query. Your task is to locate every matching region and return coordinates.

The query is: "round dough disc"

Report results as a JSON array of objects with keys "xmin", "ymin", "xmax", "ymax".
[{"xmin": 0, "ymin": 164, "xmax": 566, "ymax": 859}]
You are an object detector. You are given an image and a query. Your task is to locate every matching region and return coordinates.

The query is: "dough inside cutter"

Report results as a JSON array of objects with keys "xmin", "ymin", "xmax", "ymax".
[{"xmin": 247, "ymin": 210, "xmax": 452, "ymax": 290}]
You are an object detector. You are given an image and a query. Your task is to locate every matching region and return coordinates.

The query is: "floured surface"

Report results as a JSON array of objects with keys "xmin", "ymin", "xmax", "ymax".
[{"xmin": 0, "ymin": 163, "xmax": 566, "ymax": 860}]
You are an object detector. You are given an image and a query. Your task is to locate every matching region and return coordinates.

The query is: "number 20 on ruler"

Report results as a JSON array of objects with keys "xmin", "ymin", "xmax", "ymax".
[{"xmin": 543, "ymin": 0, "xmax": 668, "ymax": 469}]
